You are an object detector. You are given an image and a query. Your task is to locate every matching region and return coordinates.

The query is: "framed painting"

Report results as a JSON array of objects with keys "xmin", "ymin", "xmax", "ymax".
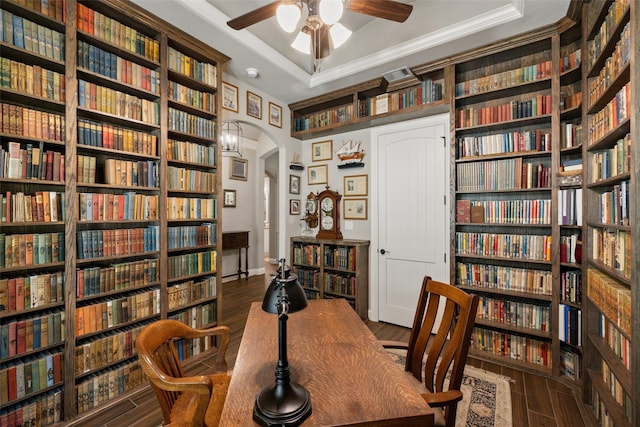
[
  {"xmin": 289, "ymin": 174, "xmax": 300, "ymax": 194},
  {"xmin": 269, "ymin": 102, "xmax": 282, "ymax": 128},
  {"xmin": 223, "ymin": 189, "xmax": 236, "ymax": 207},
  {"xmin": 229, "ymin": 157, "xmax": 248, "ymax": 181},
  {"xmin": 344, "ymin": 198, "xmax": 368, "ymax": 220},
  {"xmin": 344, "ymin": 174, "xmax": 368, "ymax": 196},
  {"xmin": 247, "ymin": 91, "xmax": 262, "ymax": 119},
  {"xmin": 221, "ymin": 81, "xmax": 238, "ymax": 112},
  {"xmin": 312, "ymin": 140, "xmax": 333, "ymax": 162},
  {"xmin": 290, "ymin": 199, "xmax": 301, "ymax": 215},
  {"xmin": 307, "ymin": 164, "xmax": 328, "ymax": 185}
]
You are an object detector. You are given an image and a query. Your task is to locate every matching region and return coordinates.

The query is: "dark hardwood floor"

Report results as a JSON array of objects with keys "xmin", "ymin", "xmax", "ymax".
[{"xmin": 69, "ymin": 268, "xmax": 587, "ymax": 427}]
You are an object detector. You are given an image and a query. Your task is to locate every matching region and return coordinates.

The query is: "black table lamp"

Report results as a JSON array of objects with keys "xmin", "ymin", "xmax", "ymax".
[{"xmin": 253, "ymin": 259, "xmax": 312, "ymax": 426}]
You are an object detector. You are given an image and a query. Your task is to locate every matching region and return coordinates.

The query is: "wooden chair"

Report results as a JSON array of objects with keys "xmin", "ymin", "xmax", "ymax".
[
  {"xmin": 381, "ymin": 276, "xmax": 479, "ymax": 427},
  {"xmin": 136, "ymin": 319, "xmax": 231, "ymax": 427}
]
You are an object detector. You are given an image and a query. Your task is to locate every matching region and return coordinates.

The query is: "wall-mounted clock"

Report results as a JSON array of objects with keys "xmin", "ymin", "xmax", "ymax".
[{"xmin": 316, "ymin": 187, "xmax": 343, "ymax": 240}]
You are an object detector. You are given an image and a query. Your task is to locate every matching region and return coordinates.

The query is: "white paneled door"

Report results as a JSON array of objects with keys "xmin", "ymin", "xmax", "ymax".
[{"xmin": 374, "ymin": 115, "xmax": 450, "ymax": 327}]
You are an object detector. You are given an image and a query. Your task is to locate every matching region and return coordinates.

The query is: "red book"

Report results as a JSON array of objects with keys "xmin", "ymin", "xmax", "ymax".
[
  {"xmin": 16, "ymin": 320, "xmax": 26, "ymax": 354},
  {"xmin": 53, "ymin": 353, "xmax": 62, "ymax": 383},
  {"xmin": 7, "ymin": 278, "xmax": 16, "ymax": 311},
  {"xmin": 8, "ymin": 321, "xmax": 17, "ymax": 356},
  {"xmin": 7, "ymin": 366, "xmax": 17, "ymax": 401},
  {"xmin": 45, "ymin": 151, "xmax": 54, "ymax": 181}
]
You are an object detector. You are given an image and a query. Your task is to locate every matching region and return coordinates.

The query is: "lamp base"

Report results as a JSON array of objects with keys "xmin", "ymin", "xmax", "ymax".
[{"xmin": 253, "ymin": 381, "xmax": 312, "ymax": 426}]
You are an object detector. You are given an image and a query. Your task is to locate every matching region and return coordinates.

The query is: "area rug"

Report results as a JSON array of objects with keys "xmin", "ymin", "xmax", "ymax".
[{"xmin": 386, "ymin": 349, "xmax": 513, "ymax": 427}]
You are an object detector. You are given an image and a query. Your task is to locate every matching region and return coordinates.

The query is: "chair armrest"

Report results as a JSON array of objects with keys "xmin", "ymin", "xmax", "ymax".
[
  {"xmin": 149, "ymin": 371, "xmax": 213, "ymax": 396},
  {"xmin": 379, "ymin": 340, "xmax": 408, "ymax": 350},
  {"xmin": 421, "ymin": 390, "xmax": 463, "ymax": 407}
]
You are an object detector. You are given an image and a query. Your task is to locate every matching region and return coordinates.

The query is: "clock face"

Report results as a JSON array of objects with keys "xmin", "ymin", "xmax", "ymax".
[
  {"xmin": 321, "ymin": 197, "xmax": 334, "ymax": 212},
  {"xmin": 321, "ymin": 215, "xmax": 334, "ymax": 230}
]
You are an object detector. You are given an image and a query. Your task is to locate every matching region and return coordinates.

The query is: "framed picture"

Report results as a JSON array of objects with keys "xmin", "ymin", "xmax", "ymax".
[
  {"xmin": 289, "ymin": 174, "xmax": 300, "ymax": 194},
  {"xmin": 290, "ymin": 199, "xmax": 301, "ymax": 215},
  {"xmin": 229, "ymin": 157, "xmax": 248, "ymax": 181},
  {"xmin": 307, "ymin": 164, "xmax": 328, "ymax": 185},
  {"xmin": 223, "ymin": 189, "xmax": 236, "ymax": 207},
  {"xmin": 344, "ymin": 198, "xmax": 368, "ymax": 220},
  {"xmin": 312, "ymin": 140, "xmax": 333, "ymax": 162},
  {"xmin": 247, "ymin": 91, "xmax": 262, "ymax": 119},
  {"xmin": 344, "ymin": 174, "xmax": 368, "ymax": 196},
  {"xmin": 268, "ymin": 102, "xmax": 282, "ymax": 128},
  {"xmin": 221, "ymin": 81, "xmax": 238, "ymax": 112}
]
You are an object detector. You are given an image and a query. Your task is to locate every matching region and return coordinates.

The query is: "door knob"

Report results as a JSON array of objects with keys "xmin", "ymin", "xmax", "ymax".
[{"xmin": 380, "ymin": 249, "xmax": 390, "ymax": 254}]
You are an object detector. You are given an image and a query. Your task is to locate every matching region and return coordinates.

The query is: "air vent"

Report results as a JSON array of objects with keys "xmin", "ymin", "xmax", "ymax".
[{"xmin": 382, "ymin": 66, "xmax": 413, "ymax": 83}]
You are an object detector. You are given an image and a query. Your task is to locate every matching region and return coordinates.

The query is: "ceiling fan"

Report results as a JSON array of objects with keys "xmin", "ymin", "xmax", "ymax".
[{"xmin": 227, "ymin": 0, "xmax": 413, "ymax": 65}]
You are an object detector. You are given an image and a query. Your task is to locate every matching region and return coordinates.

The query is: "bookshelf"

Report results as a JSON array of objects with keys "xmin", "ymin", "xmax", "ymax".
[
  {"xmin": 0, "ymin": 0, "xmax": 227, "ymax": 424},
  {"xmin": 290, "ymin": 237, "xmax": 369, "ymax": 319}
]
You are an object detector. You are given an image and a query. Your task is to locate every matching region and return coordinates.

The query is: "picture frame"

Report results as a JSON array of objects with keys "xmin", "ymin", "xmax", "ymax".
[
  {"xmin": 312, "ymin": 140, "xmax": 333, "ymax": 162},
  {"xmin": 307, "ymin": 164, "xmax": 328, "ymax": 185},
  {"xmin": 344, "ymin": 174, "xmax": 368, "ymax": 196},
  {"xmin": 229, "ymin": 157, "xmax": 248, "ymax": 181},
  {"xmin": 221, "ymin": 81, "xmax": 238, "ymax": 112},
  {"xmin": 290, "ymin": 199, "xmax": 301, "ymax": 215},
  {"xmin": 289, "ymin": 174, "xmax": 300, "ymax": 194},
  {"xmin": 268, "ymin": 102, "xmax": 282, "ymax": 128},
  {"xmin": 223, "ymin": 189, "xmax": 236, "ymax": 207},
  {"xmin": 247, "ymin": 91, "xmax": 262, "ymax": 119},
  {"xmin": 344, "ymin": 198, "xmax": 368, "ymax": 220}
]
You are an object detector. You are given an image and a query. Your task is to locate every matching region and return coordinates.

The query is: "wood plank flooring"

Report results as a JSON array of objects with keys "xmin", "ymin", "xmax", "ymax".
[{"xmin": 69, "ymin": 269, "xmax": 587, "ymax": 427}]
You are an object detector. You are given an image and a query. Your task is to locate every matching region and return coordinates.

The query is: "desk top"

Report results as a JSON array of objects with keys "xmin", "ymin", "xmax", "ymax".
[{"xmin": 219, "ymin": 299, "xmax": 434, "ymax": 426}]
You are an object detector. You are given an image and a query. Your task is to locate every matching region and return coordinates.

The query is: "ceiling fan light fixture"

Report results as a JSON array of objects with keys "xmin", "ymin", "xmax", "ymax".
[
  {"xmin": 319, "ymin": 0, "xmax": 343, "ymax": 25},
  {"xmin": 276, "ymin": 1, "xmax": 302, "ymax": 33},
  {"xmin": 329, "ymin": 22, "xmax": 351, "ymax": 49},
  {"xmin": 291, "ymin": 29, "xmax": 311, "ymax": 54}
]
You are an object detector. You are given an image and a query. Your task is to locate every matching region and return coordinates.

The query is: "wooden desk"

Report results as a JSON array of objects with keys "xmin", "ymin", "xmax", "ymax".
[
  {"xmin": 222, "ymin": 231, "xmax": 249, "ymax": 280},
  {"xmin": 219, "ymin": 299, "xmax": 434, "ymax": 426}
]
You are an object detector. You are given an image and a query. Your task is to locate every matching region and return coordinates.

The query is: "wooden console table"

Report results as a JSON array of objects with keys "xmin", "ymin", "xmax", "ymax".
[{"xmin": 222, "ymin": 231, "xmax": 249, "ymax": 280}]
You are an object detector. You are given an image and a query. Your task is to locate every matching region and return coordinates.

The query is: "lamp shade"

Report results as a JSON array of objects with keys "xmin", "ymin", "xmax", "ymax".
[
  {"xmin": 276, "ymin": 2, "xmax": 301, "ymax": 33},
  {"xmin": 262, "ymin": 264, "xmax": 308, "ymax": 314},
  {"xmin": 319, "ymin": 0, "xmax": 343, "ymax": 25}
]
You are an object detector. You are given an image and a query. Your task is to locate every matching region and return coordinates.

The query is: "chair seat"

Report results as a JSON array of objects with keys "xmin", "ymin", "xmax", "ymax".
[{"xmin": 169, "ymin": 373, "xmax": 231, "ymax": 427}]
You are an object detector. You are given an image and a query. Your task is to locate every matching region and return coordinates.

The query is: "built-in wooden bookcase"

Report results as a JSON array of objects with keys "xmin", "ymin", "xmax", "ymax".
[
  {"xmin": 583, "ymin": 0, "xmax": 636, "ymax": 426},
  {"xmin": 290, "ymin": 237, "xmax": 369, "ymax": 319},
  {"xmin": 0, "ymin": 0, "xmax": 227, "ymax": 424}
]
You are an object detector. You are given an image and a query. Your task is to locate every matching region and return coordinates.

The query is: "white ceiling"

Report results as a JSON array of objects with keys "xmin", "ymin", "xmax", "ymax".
[{"xmin": 131, "ymin": 0, "xmax": 571, "ymax": 105}]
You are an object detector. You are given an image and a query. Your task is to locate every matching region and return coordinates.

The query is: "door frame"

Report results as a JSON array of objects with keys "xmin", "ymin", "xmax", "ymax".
[{"xmin": 369, "ymin": 113, "xmax": 450, "ymax": 321}]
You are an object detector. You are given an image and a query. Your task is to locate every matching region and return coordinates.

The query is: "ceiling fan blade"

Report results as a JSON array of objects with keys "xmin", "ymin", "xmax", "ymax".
[
  {"xmin": 227, "ymin": 1, "xmax": 280, "ymax": 30},
  {"xmin": 345, "ymin": 0, "xmax": 413, "ymax": 22},
  {"xmin": 312, "ymin": 26, "xmax": 331, "ymax": 59}
]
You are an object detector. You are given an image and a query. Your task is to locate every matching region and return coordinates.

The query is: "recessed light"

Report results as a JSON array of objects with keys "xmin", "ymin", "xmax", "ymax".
[{"xmin": 246, "ymin": 67, "xmax": 259, "ymax": 78}]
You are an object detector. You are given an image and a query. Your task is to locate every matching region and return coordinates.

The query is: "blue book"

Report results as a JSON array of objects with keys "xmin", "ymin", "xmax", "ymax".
[
  {"xmin": 0, "ymin": 10, "xmax": 4, "ymax": 43},
  {"xmin": 13, "ymin": 15, "xmax": 24, "ymax": 48},
  {"xmin": 33, "ymin": 317, "xmax": 41, "ymax": 349}
]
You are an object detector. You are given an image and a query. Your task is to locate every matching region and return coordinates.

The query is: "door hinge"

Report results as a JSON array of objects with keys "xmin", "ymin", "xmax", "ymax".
[
  {"xmin": 441, "ymin": 136, "xmax": 446, "ymax": 147},
  {"xmin": 444, "ymin": 195, "xmax": 446, "ymax": 205},
  {"xmin": 444, "ymin": 253, "xmax": 447, "ymax": 263}
]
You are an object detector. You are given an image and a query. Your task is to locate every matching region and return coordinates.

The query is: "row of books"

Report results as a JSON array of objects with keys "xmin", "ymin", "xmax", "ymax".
[
  {"xmin": 595, "ymin": 180, "xmax": 629, "ymax": 226},
  {"xmin": 588, "ymin": 22, "xmax": 631, "ymax": 108},
  {"xmin": 104, "ymin": 158, "xmax": 160, "ymax": 188},
  {"xmin": 324, "ymin": 273, "xmax": 356, "ymax": 297},
  {"xmin": 167, "ymin": 277, "xmax": 217, "ymax": 311},
  {"xmin": 9, "ymin": 0, "xmax": 66, "ymax": 22},
  {"xmin": 75, "ymin": 360, "xmax": 145, "ymax": 415},
  {"xmin": 476, "ymin": 296, "xmax": 550, "ymax": 332},
  {"xmin": 0, "ymin": 232, "xmax": 65, "ymax": 269},
  {"xmin": 1, "ymin": 102, "xmax": 65, "ymax": 142},
  {"xmin": 167, "ymin": 46, "xmax": 217, "ymax": 87},
  {"xmin": 590, "ymin": 134, "xmax": 632, "ymax": 182},
  {"xmin": 586, "ymin": 0, "xmax": 630, "ymax": 69},
  {"xmin": 456, "ymin": 231, "xmax": 552, "ymax": 261},
  {"xmin": 293, "ymin": 243, "xmax": 321, "ymax": 267},
  {"xmin": 76, "ymin": 259, "xmax": 158, "ymax": 299},
  {"xmin": 77, "ymin": 40, "xmax": 160, "ymax": 94},
  {"xmin": 0, "ymin": 58, "xmax": 65, "ymax": 102},
  {"xmin": 78, "ymin": 192, "xmax": 158, "ymax": 222},
  {"xmin": 1, "ymin": 10, "xmax": 65, "ymax": 62},
  {"xmin": 167, "ymin": 250, "xmax": 216, "ymax": 280},
  {"xmin": 559, "ymin": 233, "xmax": 582, "ymax": 264},
  {"xmin": 560, "ymin": 270, "xmax": 582, "ymax": 304},
  {"xmin": 558, "ymin": 188, "xmax": 582, "ymax": 226},
  {"xmin": 456, "ymin": 128, "xmax": 551, "ymax": 158},
  {"xmin": 559, "ymin": 48, "xmax": 581, "ymax": 73},
  {"xmin": 0, "ymin": 351, "xmax": 63, "ymax": 404},
  {"xmin": 587, "ymin": 269, "xmax": 631, "ymax": 336},
  {"xmin": 591, "ymin": 388, "xmax": 614, "ymax": 427},
  {"xmin": 293, "ymin": 267, "xmax": 320, "ymax": 290},
  {"xmin": 75, "ymin": 288, "xmax": 160, "ymax": 336},
  {"xmin": 1, "ymin": 142, "xmax": 64, "ymax": 182},
  {"xmin": 169, "ymin": 81, "xmax": 216, "ymax": 113},
  {"xmin": 559, "ymin": 89, "xmax": 582, "ymax": 111},
  {"xmin": 559, "ymin": 347, "xmax": 581, "ymax": 381},
  {"xmin": 76, "ymin": 3, "xmax": 159, "ymax": 62},
  {"xmin": 168, "ymin": 107, "xmax": 215, "ymax": 139},
  {"xmin": 456, "ymin": 158, "xmax": 550, "ymax": 191},
  {"xmin": 323, "ymin": 246, "xmax": 356, "ymax": 270},
  {"xmin": 293, "ymin": 104, "xmax": 354, "ymax": 132},
  {"xmin": 167, "ymin": 139, "xmax": 216, "ymax": 166},
  {"xmin": 456, "ymin": 262, "xmax": 553, "ymax": 295},
  {"xmin": 0, "ymin": 389, "xmax": 62, "ymax": 427},
  {"xmin": 558, "ymin": 304, "xmax": 582, "ymax": 346},
  {"xmin": 560, "ymin": 121, "xmax": 582, "ymax": 148},
  {"xmin": 1, "ymin": 311, "xmax": 65, "ymax": 359},
  {"xmin": 78, "ymin": 118, "xmax": 158, "ymax": 156},
  {"xmin": 587, "ymin": 83, "xmax": 630, "ymax": 143},
  {"xmin": 597, "ymin": 313, "xmax": 630, "ymax": 370},
  {"xmin": 359, "ymin": 79, "xmax": 444, "ymax": 117},
  {"xmin": 166, "ymin": 196, "xmax": 217, "ymax": 220},
  {"xmin": 78, "ymin": 80, "xmax": 160, "ymax": 125},
  {"xmin": 456, "ymin": 94, "xmax": 552, "ymax": 128},
  {"xmin": 457, "ymin": 198, "xmax": 552, "ymax": 225},
  {"xmin": 167, "ymin": 224, "xmax": 216, "ymax": 250},
  {"xmin": 74, "ymin": 323, "xmax": 144, "ymax": 375},
  {"xmin": 591, "ymin": 228, "xmax": 630, "ymax": 278},
  {"xmin": 75, "ymin": 154, "xmax": 95, "ymax": 184},
  {"xmin": 472, "ymin": 327, "xmax": 551, "ymax": 367},
  {"xmin": 0, "ymin": 271, "xmax": 64, "ymax": 313},
  {"xmin": 76, "ymin": 226, "xmax": 160, "ymax": 260},
  {"xmin": 167, "ymin": 166, "xmax": 216, "ymax": 192},
  {"xmin": 455, "ymin": 60, "xmax": 552, "ymax": 97},
  {"xmin": 173, "ymin": 335, "xmax": 215, "ymax": 362},
  {"xmin": 1, "ymin": 190, "xmax": 64, "ymax": 224},
  {"xmin": 168, "ymin": 302, "xmax": 217, "ymax": 330},
  {"xmin": 600, "ymin": 359, "xmax": 633, "ymax": 422}
]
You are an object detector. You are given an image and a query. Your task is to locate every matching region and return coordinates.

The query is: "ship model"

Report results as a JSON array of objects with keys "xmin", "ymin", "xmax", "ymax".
[{"xmin": 336, "ymin": 140, "xmax": 365, "ymax": 165}]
